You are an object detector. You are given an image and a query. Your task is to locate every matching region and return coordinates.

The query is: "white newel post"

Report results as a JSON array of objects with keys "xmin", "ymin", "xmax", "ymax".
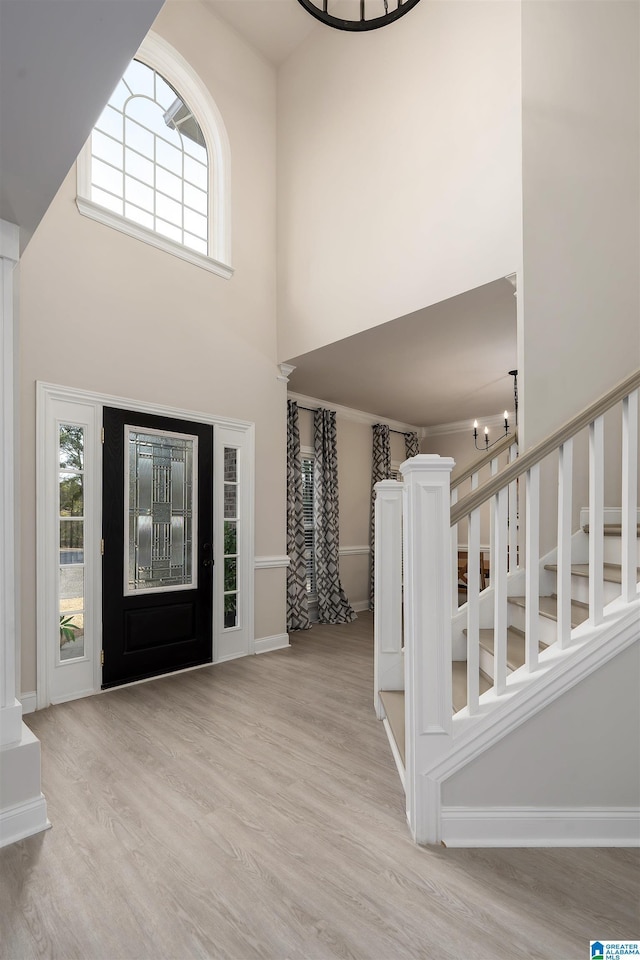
[
  {"xmin": 0, "ymin": 220, "xmax": 49, "ymax": 847},
  {"xmin": 373, "ymin": 480, "xmax": 403, "ymax": 719},
  {"xmin": 401, "ymin": 455, "xmax": 455, "ymax": 846}
]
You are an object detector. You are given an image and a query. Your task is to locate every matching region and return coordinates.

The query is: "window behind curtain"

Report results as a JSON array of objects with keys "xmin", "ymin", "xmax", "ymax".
[{"xmin": 301, "ymin": 455, "xmax": 316, "ymax": 597}]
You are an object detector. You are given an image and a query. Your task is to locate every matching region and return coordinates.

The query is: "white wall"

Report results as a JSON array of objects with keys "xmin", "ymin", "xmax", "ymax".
[
  {"xmin": 520, "ymin": 0, "xmax": 640, "ymax": 450},
  {"xmin": 277, "ymin": 0, "xmax": 522, "ymax": 361},
  {"xmin": 18, "ymin": 2, "xmax": 285, "ymax": 692},
  {"xmin": 442, "ymin": 641, "xmax": 640, "ymax": 807}
]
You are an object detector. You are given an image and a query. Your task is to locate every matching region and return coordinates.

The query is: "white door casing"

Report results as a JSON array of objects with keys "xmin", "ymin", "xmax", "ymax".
[{"xmin": 36, "ymin": 382, "xmax": 255, "ymax": 708}]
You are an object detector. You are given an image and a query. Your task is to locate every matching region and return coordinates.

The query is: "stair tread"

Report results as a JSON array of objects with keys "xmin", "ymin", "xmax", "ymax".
[
  {"xmin": 544, "ymin": 562, "xmax": 639, "ymax": 585},
  {"xmin": 452, "ymin": 661, "xmax": 492, "ymax": 712},
  {"xmin": 379, "ymin": 690, "xmax": 405, "ymax": 766},
  {"xmin": 508, "ymin": 594, "xmax": 589, "ymax": 627},
  {"xmin": 471, "ymin": 626, "xmax": 547, "ymax": 672},
  {"xmin": 381, "ymin": 659, "xmax": 494, "ymax": 740},
  {"xmin": 582, "ymin": 523, "xmax": 640, "ymax": 536}
]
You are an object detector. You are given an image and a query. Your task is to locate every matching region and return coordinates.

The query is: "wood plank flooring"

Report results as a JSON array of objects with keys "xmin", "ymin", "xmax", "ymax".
[{"xmin": 2, "ymin": 612, "xmax": 638, "ymax": 960}]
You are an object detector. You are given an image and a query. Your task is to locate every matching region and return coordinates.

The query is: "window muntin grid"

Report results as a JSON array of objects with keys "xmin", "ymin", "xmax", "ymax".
[{"xmin": 90, "ymin": 59, "xmax": 209, "ymax": 256}]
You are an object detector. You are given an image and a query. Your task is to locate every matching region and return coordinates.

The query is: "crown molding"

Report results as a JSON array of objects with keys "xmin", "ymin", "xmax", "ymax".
[
  {"xmin": 278, "ymin": 363, "xmax": 296, "ymax": 383},
  {"xmin": 287, "ymin": 392, "xmax": 423, "ymax": 436},
  {"xmin": 423, "ymin": 411, "xmax": 515, "ymax": 438}
]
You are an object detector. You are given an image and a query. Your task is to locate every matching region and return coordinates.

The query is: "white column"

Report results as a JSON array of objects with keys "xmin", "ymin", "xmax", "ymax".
[
  {"xmin": 0, "ymin": 220, "xmax": 49, "ymax": 847},
  {"xmin": 401, "ymin": 454, "xmax": 455, "ymax": 845},
  {"xmin": 373, "ymin": 480, "xmax": 404, "ymax": 719},
  {"xmin": 0, "ymin": 221, "xmax": 21, "ymax": 745}
]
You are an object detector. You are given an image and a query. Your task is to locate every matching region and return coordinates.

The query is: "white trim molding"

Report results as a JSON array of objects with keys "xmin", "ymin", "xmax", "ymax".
[
  {"xmin": 0, "ymin": 795, "xmax": 51, "ymax": 849},
  {"xmin": 580, "ymin": 506, "xmax": 640, "ymax": 529},
  {"xmin": 338, "ymin": 545, "xmax": 370, "ymax": 557},
  {"xmin": 288, "ymin": 392, "xmax": 423, "ymax": 436},
  {"xmin": 75, "ymin": 198, "xmax": 233, "ymax": 279},
  {"xmin": 19, "ymin": 692, "xmax": 37, "ymax": 715},
  {"xmin": 440, "ymin": 806, "xmax": 640, "ymax": 847},
  {"xmin": 37, "ymin": 382, "xmax": 256, "ymax": 707},
  {"xmin": 278, "ymin": 364, "xmax": 296, "ymax": 383},
  {"xmin": 254, "ymin": 634, "xmax": 290, "ymax": 655},
  {"xmin": 254, "ymin": 555, "xmax": 290, "ymax": 569},
  {"xmin": 351, "ymin": 600, "xmax": 371, "ymax": 613},
  {"xmin": 76, "ymin": 30, "xmax": 233, "ymax": 277}
]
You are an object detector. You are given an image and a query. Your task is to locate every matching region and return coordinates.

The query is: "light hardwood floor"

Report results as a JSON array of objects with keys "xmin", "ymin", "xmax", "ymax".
[{"xmin": 2, "ymin": 613, "xmax": 638, "ymax": 960}]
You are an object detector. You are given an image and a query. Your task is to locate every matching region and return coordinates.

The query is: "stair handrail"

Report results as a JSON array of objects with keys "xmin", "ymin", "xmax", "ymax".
[
  {"xmin": 451, "ymin": 431, "xmax": 517, "ymax": 491},
  {"xmin": 451, "ymin": 369, "xmax": 640, "ymax": 527}
]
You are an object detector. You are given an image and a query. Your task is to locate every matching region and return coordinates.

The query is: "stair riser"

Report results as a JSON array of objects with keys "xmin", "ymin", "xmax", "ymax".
[
  {"xmin": 569, "ymin": 577, "xmax": 621, "ymax": 606},
  {"xmin": 603, "ymin": 538, "xmax": 640, "ymax": 566},
  {"xmin": 507, "ymin": 603, "xmax": 558, "ymax": 646},
  {"xmin": 479, "ymin": 645, "xmax": 498, "ymax": 681}
]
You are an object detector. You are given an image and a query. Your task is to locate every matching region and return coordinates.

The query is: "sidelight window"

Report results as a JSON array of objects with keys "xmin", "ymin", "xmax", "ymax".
[
  {"xmin": 223, "ymin": 447, "xmax": 239, "ymax": 628},
  {"xmin": 59, "ymin": 424, "xmax": 86, "ymax": 661}
]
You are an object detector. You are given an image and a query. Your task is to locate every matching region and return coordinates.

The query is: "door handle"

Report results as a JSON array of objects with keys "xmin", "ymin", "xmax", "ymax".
[{"xmin": 202, "ymin": 543, "xmax": 213, "ymax": 568}]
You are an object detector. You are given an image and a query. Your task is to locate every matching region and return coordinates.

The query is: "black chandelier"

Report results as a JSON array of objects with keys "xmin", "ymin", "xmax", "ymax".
[
  {"xmin": 296, "ymin": 0, "xmax": 422, "ymax": 32},
  {"xmin": 472, "ymin": 370, "xmax": 519, "ymax": 451}
]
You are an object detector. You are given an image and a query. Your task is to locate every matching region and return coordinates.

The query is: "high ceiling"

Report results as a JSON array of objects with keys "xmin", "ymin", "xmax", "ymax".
[
  {"xmin": 1, "ymin": 0, "xmax": 518, "ymax": 433},
  {"xmin": 206, "ymin": 0, "xmax": 317, "ymax": 64},
  {"xmin": 204, "ymin": 1, "xmax": 519, "ymax": 431},
  {"xmin": 286, "ymin": 278, "xmax": 518, "ymax": 428}
]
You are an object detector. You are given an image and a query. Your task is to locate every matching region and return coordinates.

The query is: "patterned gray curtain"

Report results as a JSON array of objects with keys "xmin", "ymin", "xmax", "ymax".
[
  {"xmin": 369, "ymin": 424, "xmax": 391, "ymax": 610},
  {"xmin": 313, "ymin": 409, "xmax": 357, "ymax": 624},
  {"xmin": 405, "ymin": 432, "xmax": 420, "ymax": 459},
  {"xmin": 286, "ymin": 400, "xmax": 310, "ymax": 632}
]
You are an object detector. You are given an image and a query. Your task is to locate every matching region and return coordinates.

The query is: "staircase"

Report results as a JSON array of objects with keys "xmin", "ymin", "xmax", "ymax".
[{"xmin": 374, "ymin": 371, "xmax": 640, "ymax": 847}]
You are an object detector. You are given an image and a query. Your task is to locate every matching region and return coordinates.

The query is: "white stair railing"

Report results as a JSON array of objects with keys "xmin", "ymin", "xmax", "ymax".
[
  {"xmin": 449, "ymin": 370, "xmax": 640, "ymax": 716},
  {"xmin": 374, "ymin": 369, "xmax": 640, "ymax": 846}
]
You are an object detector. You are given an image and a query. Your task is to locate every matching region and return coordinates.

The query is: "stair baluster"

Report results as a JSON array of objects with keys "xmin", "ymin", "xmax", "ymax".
[
  {"xmin": 588, "ymin": 415, "xmax": 605, "ymax": 626},
  {"xmin": 466, "ymin": 507, "xmax": 481, "ymax": 714},
  {"xmin": 492, "ymin": 486, "xmax": 509, "ymax": 694},
  {"xmin": 508, "ymin": 443, "xmax": 519, "ymax": 572},
  {"xmin": 621, "ymin": 389, "xmax": 638, "ymax": 603},
  {"xmin": 557, "ymin": 438, "xmax": 574, "ymax": 649},
  {"xmin": 524, "ymin": 463, "xmax": 540, "ymax": 671}
]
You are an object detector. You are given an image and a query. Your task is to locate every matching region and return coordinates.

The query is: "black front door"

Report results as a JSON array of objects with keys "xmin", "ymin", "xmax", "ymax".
[{"xmin": 102, "ymin": 407, "xmax": 213, "ymax": 688}]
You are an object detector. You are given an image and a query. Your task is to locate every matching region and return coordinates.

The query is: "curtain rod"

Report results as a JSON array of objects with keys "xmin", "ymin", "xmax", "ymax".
[{"xmin": 292, "ymin": 403, "xmax": 415, "ymax": 437}]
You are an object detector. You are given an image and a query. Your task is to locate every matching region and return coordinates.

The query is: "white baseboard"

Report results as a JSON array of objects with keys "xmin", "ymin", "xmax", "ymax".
[
  {"xmin": 440, "ymin": 806, "xmax": 640, "ymax": 847},
  {"xmin": 20, "ymin": 692, "xmax": 37, "ymax": 715},
  {"xmin": 254, "ymin": 633, "xmax": 290, "ymax": 655},
  {"xmin": 352, "ymin": 600, "xmax": 371, "ymax": 613},
  {"xmin": 0, "ymin": 795, "xmax": 51, "ymax": 848}
]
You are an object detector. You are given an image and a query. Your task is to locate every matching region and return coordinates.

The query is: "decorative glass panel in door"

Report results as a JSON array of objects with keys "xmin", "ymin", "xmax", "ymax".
[{"xmin": 125, "ymin": 428, "xmax": 197, "ymax": 594}]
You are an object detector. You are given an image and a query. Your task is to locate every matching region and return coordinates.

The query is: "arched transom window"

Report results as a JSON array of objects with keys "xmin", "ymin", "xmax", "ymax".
[
  {"xmin": 91, "ymin": 59, "xmax": 208, "ymax": 254},
  {"xmin": 77, "ymin": 33, "xmax": 232, "ymax": 278}
]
